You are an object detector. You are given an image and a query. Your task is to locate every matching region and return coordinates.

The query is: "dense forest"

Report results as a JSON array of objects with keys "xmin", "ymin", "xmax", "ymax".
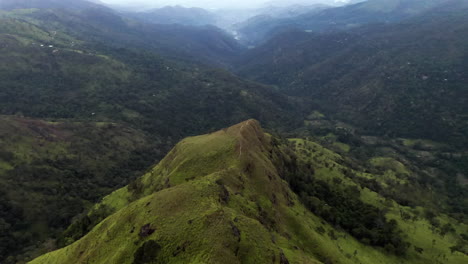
[{"xmin": 236, "ymin": 3, "xmax": 468, "ymax": 147}]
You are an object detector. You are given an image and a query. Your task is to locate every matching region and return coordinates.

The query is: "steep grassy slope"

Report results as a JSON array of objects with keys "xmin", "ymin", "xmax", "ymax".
[
  {"xmin": 30, "ymin": 121, "xmax": 468, "ymax": 264},
  {"xmin": 288, "ymin": 111, "xmax": 467, "ymax": 228},
  {"xmin": 0, "ymin": 116, "xmax": 156, "ymax": 263},
  {"xmin": 285, "ymin": 138, "xmax": 468, "ymax": 263},
  {"xmin": 237, "ymin": 4, "xmax": 468, "ymax": 147}
]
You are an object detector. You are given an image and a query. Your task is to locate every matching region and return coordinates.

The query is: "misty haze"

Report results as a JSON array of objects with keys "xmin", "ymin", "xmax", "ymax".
[
  {"xmin": 0, "ymin": 0, "xmax": 466, "ymax": 263},
  {"xmin": 101, "ymin": 0, "xmax": 353, "ymax": 9}
]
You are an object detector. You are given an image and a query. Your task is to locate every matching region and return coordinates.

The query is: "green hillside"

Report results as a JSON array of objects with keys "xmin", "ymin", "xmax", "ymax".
[
  {"xmin": 0, "ymin": 116, "xmax": 156, "ymax": 263},
  {"xmin": 0, "ymin": 1, "xmax": 467, "ymax": 263},
  {"xmin": 30, "ymin": 120, "xmax": 468, "ymax": 264},
  {"xmin": 0, "ymin": 8, "xmax": 301, "ymax": 263},
  {"xmin": 237, "ymin": 3, "xmax": 468, "ymax": 147},
  {"xmin": 18, "ymin": 7, "xmax": 243, "ymax": 67},
  {"xmin": 0, "ymin": 12, "xmax": 300, "ymax": 142}
]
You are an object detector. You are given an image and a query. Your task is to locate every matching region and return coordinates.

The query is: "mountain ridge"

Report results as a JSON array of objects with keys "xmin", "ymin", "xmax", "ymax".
[
  {"xmin": 30, "ymin": 120, "xmax": 468, "ymax": 264},
  {"xmin": 235, "ymin": 0, "xmax": 459, "ymax": 45},
  {"xmin": 0, "ymin": 0, "xmax": 106, "ymax": 11},
  {"xmin": 128, "ymin": 5, "xmax": 217, "ymax": 27},
  {"xmin": 29, "ymin": 120, "xmax": 323, "ymax": 264}
]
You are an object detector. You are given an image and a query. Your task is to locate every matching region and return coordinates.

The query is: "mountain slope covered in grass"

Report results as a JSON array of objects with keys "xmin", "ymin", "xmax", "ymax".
[{"xmin": 30, "ymin": 120, "xmax": 468, "ymax": 264}]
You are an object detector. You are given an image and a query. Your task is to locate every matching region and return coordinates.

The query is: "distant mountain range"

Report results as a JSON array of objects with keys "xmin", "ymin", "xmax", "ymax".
[
  {"xmin": 0, "ymin": 0, "xmax": 105, "ymax": 10},
  {"xmin": 237, "ymin": 0, "xmax": 468, "ymax": 146},
  {"xmin": 263, "ymin": 0, "xmax": 356, "ymax": 7},
  {"xmin": 127, "ymin": 5, "xmax": 218, "ymax": 26},
  {"xmin": 233, "ymin": 4, "xmax": 329, "ymax": 45},
  {"xmin": 8, "ymin": 5, "xmax": 243, "ymax": 67},
  {"xmin": 235, "ymin": 0, "xmax": 461, "ymax": 45}
]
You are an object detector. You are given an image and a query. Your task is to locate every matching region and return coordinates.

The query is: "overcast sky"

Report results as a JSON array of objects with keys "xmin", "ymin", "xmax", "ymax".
[{"xmin": 100, "ymin": 0, "xmax": 351, "ymax": 9}]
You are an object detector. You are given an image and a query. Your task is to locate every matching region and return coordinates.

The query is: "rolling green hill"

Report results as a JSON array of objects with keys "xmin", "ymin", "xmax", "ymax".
[{"xmin": 29, "ymin": 120, "xmax": 468, "ymax": 264}]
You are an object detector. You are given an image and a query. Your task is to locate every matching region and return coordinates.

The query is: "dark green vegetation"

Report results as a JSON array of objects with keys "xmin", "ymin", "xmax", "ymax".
[
  {"xmin": 0, "ymin": 0, "xmax": 467, "ymax": 263},
  {"xmin": 234, "ymin": 2, "xmax": 468, "ymax": 247},
  {"xmin": 0, "ymin": 9, "xmax": 299, "ymax": 138},
  {"xmin": 237, "ymin": 0, "xmax": 468, "ymax": 147},
  {"xmin": 0, "ymin": 116, "xmax": 156, "ymax": 263},
  {"xmin": 63, "ymin": 10, "xmax": 243, "ymax": 67},
  {"xmin": 30, "ymin": 121, "xmax": 468, "ymax": 264},
  {"xmin": 288, "ymin": 113, "xmax": 468, "ymax": 226},
  {"xmin": 289, "ymin": 175, "xmax": 408, "ymax": 255},
  {"xmin": 0, "ymin": 5, "xmax": 300, "ymax": 263},
  {"xmin": 0, "ymin": 1, "xmax": 244, "ymax": 66}
]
